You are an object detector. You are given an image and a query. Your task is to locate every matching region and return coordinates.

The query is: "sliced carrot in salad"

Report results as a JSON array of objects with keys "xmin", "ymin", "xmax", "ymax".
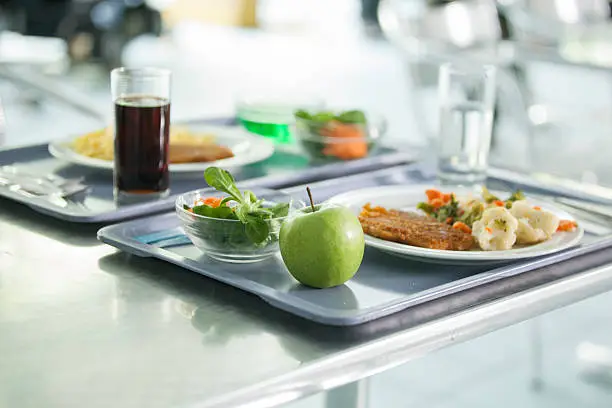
[
  {"xmin": 320, "ymin": 122, "xmax": 368, "ymax": 160},
  {"xmin": 194, "ymin": 197, "xmax": 224, "ymax": 208}
]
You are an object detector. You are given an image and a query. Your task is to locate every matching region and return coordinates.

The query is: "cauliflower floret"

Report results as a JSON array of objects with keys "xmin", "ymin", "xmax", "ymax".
[
  {"xmin": 510, "ymin": 200, "xmax": 559, "ymax": 244},
  {"xmin": 472, "ymin": 207, "xmax": 519, "ymax": 251},
  {"xmin": 515, "ymin": 218, "xmax": 548, "ymax": 243},
  {"xmin": 508, "ymin": 200, "xmax": 533, "ymax": 218}
]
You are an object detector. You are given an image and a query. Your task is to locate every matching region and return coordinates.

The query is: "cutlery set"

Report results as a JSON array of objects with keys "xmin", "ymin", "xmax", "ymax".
[{"xmin": 0, "ymin": 165, "xmax": 89, "ymax": 199}]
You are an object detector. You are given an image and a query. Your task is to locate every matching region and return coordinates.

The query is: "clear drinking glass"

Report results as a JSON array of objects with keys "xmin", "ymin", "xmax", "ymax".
[
  {"xmin": 110, "ymin": 67, "xmax": 172, "ymax": 200},
  {"xmin": 436, "ymin": 63, "xmax": 496, "ymax": 186}
]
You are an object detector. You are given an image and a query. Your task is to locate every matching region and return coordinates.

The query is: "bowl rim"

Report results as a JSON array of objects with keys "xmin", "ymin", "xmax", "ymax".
[
  {"xmin": 175, "ymin": 188, "xmax": 300, "ymax": 223},
  {"xmin": 294, "ymin": 110, "xmax": 386, "ymax": 126}
]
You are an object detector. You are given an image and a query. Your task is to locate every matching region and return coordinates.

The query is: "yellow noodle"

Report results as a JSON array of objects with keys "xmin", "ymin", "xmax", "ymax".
[{"xmin": 71, "ymin": 127, "xmax": 216, "ymax": 160}]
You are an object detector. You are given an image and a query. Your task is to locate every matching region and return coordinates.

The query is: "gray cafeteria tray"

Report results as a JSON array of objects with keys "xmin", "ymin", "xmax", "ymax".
[
  {"xmin": 98, "ymin": 164, "xmax": 612, "ymax": 326},
  {"xmin": 0, "ymin": 117, "xmax": 414, "ymax": 223}
]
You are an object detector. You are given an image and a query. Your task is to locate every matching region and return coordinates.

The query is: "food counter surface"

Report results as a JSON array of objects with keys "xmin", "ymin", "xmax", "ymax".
[{"xmin": 3, "ymin": 194, "xmax": 612, "ymax": 408}]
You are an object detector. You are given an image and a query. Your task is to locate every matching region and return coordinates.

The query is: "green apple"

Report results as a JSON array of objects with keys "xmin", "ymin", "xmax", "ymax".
[{"xmin": 279, "ymin": 203, "xmax": 365, "ymax": 288}]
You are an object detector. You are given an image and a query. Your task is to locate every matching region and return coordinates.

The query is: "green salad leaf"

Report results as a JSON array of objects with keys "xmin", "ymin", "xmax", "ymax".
[
  {"xmin": 294, "ymin": 110, "xmax": 312, "ymax": 120},
  {"xmin": 204, "ymin": 167, "xmax": 242, "ymax": 202},
  {"xmin": 202, "ymin": 167, "xmax": 289, "ymax": 244},
  {"xmin": 269, "ymin": 202, "xmax": 290, "ymax": 218},
  {"xmin": 192, "ymin": 204, "xmax": 236, "ymax": 219},
  {"xmin": 244, "ymin": 214, "xmax": 270, "ymax": 244},
  {"xmin": 311, "ymin": 112, "xmax": 336, "ymax": 123},
  {"xmin": 337, "ymin": 110, "xmax": 367, "ymax": 124},
  {"xmin": 294, "ymin": 109, "xmax": 367, "ymax": 125}
]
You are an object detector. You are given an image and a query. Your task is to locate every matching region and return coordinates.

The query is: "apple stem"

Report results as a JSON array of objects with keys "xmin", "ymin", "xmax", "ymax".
[{"xmin": 306, "ymin": 187, "xmax": 316, "ymax": 212}]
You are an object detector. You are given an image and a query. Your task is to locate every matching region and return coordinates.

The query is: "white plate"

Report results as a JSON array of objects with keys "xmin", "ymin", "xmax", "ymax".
[
  {"xmin": 328, "ymin": 184, "xmax": 584, "ymax": 264},
  {"xmin": 48, "ymin": 125, "xmax": 274, "ymax": 173}
]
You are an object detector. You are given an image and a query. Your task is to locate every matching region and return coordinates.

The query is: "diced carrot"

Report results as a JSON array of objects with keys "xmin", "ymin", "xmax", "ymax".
[
  {"xmin": 203, "ymin": 197, "xmax": 223, "ymax": 208},
  {"xmin": 485, "ymin": 227, "xmax": 493, "ymax": 233},
  {"xmin": 425, "ymin": 189, "xmax": 442, "ymax": 202},
  {"xmin": 195, "ymin": 197, "xmax": 223, "ymax": 208},
  {"xmin": 533, "ymin": 206, "xmax": 541, "ymax": 210},
  {"xmin": 452, "ymin": 221, "xmax": 472, "ymax": 234},
  {"xmin": 320, "ymin": 122, "xmax": 368, "ymax": 160},
  {"xmin": 442, "ymin": 193, "xmax": 452, "ymax": 203},
  {"xmin": 187, "ymin": 208, "xmax": 193, "ymax": 213},
  {"xmin": 557, "ymin": 220, "xmax": 578, "ymax": 232},
  {"xmin": 430, "ymin": 198, "xmax": 444, "ymax": 208},
  {"xmin": 322, "ymin": 142, "xmax": 368, "ymax": 160},
  {"xmin": 493, "ymin": 200, "xmax": 504, "ymax": 207}
]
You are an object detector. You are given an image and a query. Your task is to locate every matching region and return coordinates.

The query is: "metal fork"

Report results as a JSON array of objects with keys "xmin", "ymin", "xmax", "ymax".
[{"xmin": 0, "ymin": 167, "xmax": 89, "ymax": 199}]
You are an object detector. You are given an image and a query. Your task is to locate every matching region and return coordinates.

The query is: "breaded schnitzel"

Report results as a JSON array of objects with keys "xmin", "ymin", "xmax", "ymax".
[
  {"xmin": 359, "ymin": 203, "xmax": 474, "ymax": 251},
  {"xmin": 169, "ymin": 144, "xmax": 234, "ymax": 164}
]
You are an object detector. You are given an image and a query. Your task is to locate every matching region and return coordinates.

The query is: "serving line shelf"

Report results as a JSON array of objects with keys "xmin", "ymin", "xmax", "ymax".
[
  {"xmin": 0, "ymin": 117, "xmax": 415, "ymax": 223},
  {"xmin": 98, "ymin": 163, "xmax": 612, "ymax": 326}
]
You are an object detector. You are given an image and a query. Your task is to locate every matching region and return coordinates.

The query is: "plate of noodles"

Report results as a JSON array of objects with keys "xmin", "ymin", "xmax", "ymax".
[{"xmin": 48, "ymin": 125, "xmax": 274, "ymax": 172}]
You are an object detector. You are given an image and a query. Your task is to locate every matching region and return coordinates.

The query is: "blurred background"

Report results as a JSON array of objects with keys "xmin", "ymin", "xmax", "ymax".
[{"xmin": 0, "ymin": 0, "xmax": 612, "ymax": 182}]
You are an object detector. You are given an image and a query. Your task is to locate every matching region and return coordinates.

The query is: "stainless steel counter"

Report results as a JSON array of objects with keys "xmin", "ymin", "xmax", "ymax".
[{"xmin": 2, "ymin": 194, "xmax": 612, "ymax": 408}]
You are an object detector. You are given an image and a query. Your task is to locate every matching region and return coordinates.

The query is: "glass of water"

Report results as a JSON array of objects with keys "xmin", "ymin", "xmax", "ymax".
[{"xmin": 436, "ymin": 63, "xmax": 497, "ymax": 187}]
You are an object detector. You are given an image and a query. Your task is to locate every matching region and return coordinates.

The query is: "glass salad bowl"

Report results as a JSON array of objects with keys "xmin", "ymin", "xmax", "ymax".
[
  {"xmin": 175, "ymin": 188, "xmax": 302, "ymax": 263},
  {"xmin": 293, "ymin": 109, "xmax": 387, "ymax": 161}
]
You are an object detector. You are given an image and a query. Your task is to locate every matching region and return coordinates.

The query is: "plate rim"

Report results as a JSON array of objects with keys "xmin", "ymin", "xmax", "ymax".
[
  {"xmin": 328, "ymin": 184, "xmax": 585, "ymax": 262},
  {"xmin": 47, "ymin": 125, "xmax": 274, "ymax": 172}
]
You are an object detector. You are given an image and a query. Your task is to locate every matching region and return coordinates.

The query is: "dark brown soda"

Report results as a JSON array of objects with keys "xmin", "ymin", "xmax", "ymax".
[{"xmin": 114, "ymin": 95, "xmax": 170, "ymax": 194}]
